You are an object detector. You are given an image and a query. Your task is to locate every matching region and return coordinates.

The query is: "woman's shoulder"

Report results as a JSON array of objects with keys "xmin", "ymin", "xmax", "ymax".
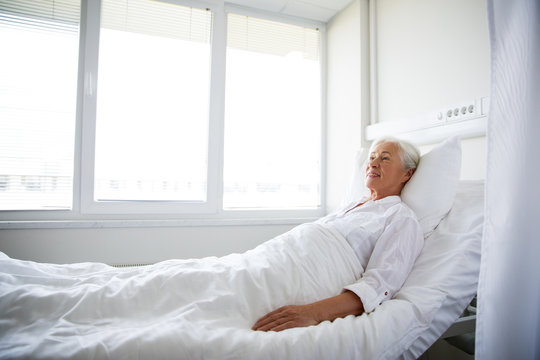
[{"xmin": 387, "ymin": 196, "xmax": 420, "ymax": 221}]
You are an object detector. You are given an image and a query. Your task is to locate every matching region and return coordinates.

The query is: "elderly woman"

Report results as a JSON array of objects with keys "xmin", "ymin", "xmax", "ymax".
[{"xmin": 253, "ymin": 137, "xmax": 423, "ymax": 332}]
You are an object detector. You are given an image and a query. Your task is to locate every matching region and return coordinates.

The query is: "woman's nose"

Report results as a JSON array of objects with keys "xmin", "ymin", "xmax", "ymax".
[{"xmin": 368, "ymin": 157, "xmax": 380, "ymax": 167}]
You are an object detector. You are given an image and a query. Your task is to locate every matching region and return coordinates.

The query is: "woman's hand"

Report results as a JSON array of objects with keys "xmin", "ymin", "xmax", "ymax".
[
  {"xmin": 252, "ymin": 291, "xmax": 364, "ymax": 332},
  {"xmin": 252, "ymin": 304, "xmax": 320, "ymax": 332}
]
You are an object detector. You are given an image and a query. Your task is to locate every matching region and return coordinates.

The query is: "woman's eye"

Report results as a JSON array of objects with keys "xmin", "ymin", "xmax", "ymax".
[{"xmin": 382, "ymin": 157, "xmax": 389, "ymax": 160}]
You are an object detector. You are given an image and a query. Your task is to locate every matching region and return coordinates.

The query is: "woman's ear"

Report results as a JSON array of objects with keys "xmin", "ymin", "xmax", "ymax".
[{"xmin": 402, "ymin": 168, "xmax": 415, "ymax": 183}]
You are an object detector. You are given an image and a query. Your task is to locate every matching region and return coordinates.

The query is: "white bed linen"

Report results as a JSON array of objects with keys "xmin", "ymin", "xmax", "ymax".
[
  {"xmin": 397, "ymin": 180, "xmax": 484, "ymax": 359},
  {"xmin": 0, "ymin": 181, "xmax": 483, "ymax": 360}
]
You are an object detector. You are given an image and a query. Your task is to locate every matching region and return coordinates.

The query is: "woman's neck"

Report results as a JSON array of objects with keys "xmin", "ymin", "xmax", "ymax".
[{"xmin": 369, "ymin": 189, "xmax": 402, "ymax": 201}]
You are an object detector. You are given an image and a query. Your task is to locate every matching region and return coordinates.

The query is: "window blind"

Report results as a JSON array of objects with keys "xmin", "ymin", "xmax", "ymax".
[
  {"xmin": 0, "ymin": 0, "xmax": 79, "ymax": 32},
  {"xmin": 100, "ymin": 0, "xmax": 211, "ymax": 43},
  {"xmin": 227, "ymin": 13, "xmax": 320, "ymax": 60},
  {"xmin": 0, "ymin": 0, "xmax": 80, "ymax": 210}
]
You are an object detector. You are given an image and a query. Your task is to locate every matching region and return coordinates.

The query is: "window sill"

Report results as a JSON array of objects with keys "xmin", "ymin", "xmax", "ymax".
[{"xmin": 0, "ymin": 217, "xmax": 318, "ymax": 230}]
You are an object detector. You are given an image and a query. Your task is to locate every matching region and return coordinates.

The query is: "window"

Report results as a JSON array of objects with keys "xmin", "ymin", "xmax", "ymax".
[
  {"xmin": 0, "ymin": 0, "xmax": 80, "ymax": 210},
  {"xmin": 94, "ymin": 0, "xmax": 212, "ymax": 202},
  {"xmin": 224, "ymin": 14, "xmax": 322, "ymax": 209},
  {"xmin": 0, "ymin": 0, "xmax": 325, "ymax": 221}
]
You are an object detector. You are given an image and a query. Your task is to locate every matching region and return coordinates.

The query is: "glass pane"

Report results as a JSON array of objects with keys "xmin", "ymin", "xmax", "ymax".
[
  {"xmin": 94, "ymin": 1, "xmax": 212, "ymax": 202},
  {"xmin": 0, "ymin": 4, "xmax": 79, "ymax": 210},
  {"xmin": 224, "ymin": 15, "xmax": 321, "ymax": 209}
]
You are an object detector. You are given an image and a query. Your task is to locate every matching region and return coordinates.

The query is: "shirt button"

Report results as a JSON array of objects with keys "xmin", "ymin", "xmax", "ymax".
[{"xmin": 384, "ymin": 291, "xmax": 388, "ymax": 296}]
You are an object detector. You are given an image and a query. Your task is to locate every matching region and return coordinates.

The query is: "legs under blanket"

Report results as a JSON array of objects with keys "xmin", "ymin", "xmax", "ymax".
[{"xmin": 0, "ymin": 223, "xmax": 362, "ymax": 359}]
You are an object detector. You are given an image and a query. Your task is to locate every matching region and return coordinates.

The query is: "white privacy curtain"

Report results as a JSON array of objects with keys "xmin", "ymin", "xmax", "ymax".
[{"xmin": 476, "ymin": 0, "xmax": 540, "ymax": 359}]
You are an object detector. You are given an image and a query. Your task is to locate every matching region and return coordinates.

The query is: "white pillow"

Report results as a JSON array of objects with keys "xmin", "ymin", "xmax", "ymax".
[
  {"xmin": 342, "ymin": 136, "xmax": 462, "ymax": 237},
  {"xmin": 401, "ymin": 136, "xmax": 462, "ymax": 237},
  {"xmin": 341, "ymin": 149, "xmax": 369, "ymax": 206}
]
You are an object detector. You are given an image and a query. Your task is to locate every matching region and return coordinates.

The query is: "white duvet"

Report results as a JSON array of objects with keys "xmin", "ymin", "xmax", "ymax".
[{"xmin": 0, "ymin": 182, "xmax": 483, "ymax": 359}]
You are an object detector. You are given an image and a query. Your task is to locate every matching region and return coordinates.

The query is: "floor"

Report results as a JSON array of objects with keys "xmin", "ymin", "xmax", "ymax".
[{"xmin": 418, "ymin": 334, "xmax": 475, "ymax": 360}]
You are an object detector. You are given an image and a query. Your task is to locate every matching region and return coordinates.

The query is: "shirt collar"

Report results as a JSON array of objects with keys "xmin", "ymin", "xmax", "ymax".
[
  {"xmin": 360, "ymin": 194, "xmax": 401, "ymax": 205},
  {"xmin": 344, "ymin": 195, "xmax": 401, "ymax": 214}
]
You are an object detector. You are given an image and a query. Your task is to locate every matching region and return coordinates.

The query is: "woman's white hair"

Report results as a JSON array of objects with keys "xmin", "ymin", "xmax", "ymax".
[{"xmin": 369, "ymin": 136, "xmax": 420, "ymax": 170}]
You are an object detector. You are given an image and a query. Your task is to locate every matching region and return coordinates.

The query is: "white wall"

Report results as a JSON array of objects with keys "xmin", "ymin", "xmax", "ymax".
[
  {"xmin": 375, "ymin": 0, "xmax": 490, "ymax": 179},
  {"xmin": 0, "ymin": 224, "xmax": 295, "ymax": 265},
  {"xmin": 325, "ymin": 0, "xmax": 489, "ymax": 217},
  {"xmin": 326, "ymin": 0, "xmax": 367, "ymax": 212}
]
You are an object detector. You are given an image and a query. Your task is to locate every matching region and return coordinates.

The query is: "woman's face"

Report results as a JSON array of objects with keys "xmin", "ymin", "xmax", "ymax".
[{"xmin": 365, "ymin": 142, "xmax": 413, "ymax": 200}]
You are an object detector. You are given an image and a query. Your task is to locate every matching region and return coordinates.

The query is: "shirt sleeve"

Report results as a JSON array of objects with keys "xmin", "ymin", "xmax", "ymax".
[{"xmin": 343, "ymin": 214, "xmax": 424, "ymax": 313}]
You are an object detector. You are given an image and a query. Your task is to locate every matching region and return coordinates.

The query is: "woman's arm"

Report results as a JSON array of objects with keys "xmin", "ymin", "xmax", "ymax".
[{"xmin": 252, "ymin": 290, "xmax": 364, "ymax": 332}]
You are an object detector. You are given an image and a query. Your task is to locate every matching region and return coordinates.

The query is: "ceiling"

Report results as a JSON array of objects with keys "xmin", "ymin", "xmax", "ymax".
[{"xmin": 226, "ymin": 0, "xmax": 355, "ymax": 22}]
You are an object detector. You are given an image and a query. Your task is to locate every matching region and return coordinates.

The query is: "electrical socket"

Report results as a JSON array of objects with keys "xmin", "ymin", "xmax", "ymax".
[{"xmin": 444, "ymin": 100, "xmax": 479, "ymax": 123}]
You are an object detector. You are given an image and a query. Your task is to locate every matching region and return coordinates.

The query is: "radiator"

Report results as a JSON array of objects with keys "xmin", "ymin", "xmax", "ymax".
[{"xmin": 111, "ymin": 263, "xmax": 152, "ymax": 268}]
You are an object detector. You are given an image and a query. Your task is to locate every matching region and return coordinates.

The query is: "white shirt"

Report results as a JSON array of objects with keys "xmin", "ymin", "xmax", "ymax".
[{"xmin": 316, "ymin": 196, "xmax": 423, "ymax": 313}]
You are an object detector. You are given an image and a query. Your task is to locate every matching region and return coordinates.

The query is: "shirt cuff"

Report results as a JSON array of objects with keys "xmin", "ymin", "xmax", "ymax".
[{"xmin": 344, "ymin": 281, "xmax": 388, "ymax": 313}]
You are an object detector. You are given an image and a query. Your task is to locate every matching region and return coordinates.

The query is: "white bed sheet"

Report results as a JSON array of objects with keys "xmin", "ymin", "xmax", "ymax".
[
  {"xmin": 0, "ymin": 181, "xmax": 484, "ymax": 360},
  {"xmin": 397, "ymin": 180, "xmax": 484, "ymax": 359}
]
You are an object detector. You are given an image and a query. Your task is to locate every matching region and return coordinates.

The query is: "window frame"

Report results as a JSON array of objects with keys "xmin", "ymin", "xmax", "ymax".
[
  {"xmin": 79, "ymin": 0, "xmax": 221, "ymax": 215},
  {"xmin": 0, "ymin": 0, "xmax": 327, "ymax": 224}
]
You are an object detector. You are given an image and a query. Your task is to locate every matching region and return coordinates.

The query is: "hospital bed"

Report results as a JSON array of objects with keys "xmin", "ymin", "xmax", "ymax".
[{"xmin": 0, "ymin": 138, "xmax": 483, "ymax": 359}]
